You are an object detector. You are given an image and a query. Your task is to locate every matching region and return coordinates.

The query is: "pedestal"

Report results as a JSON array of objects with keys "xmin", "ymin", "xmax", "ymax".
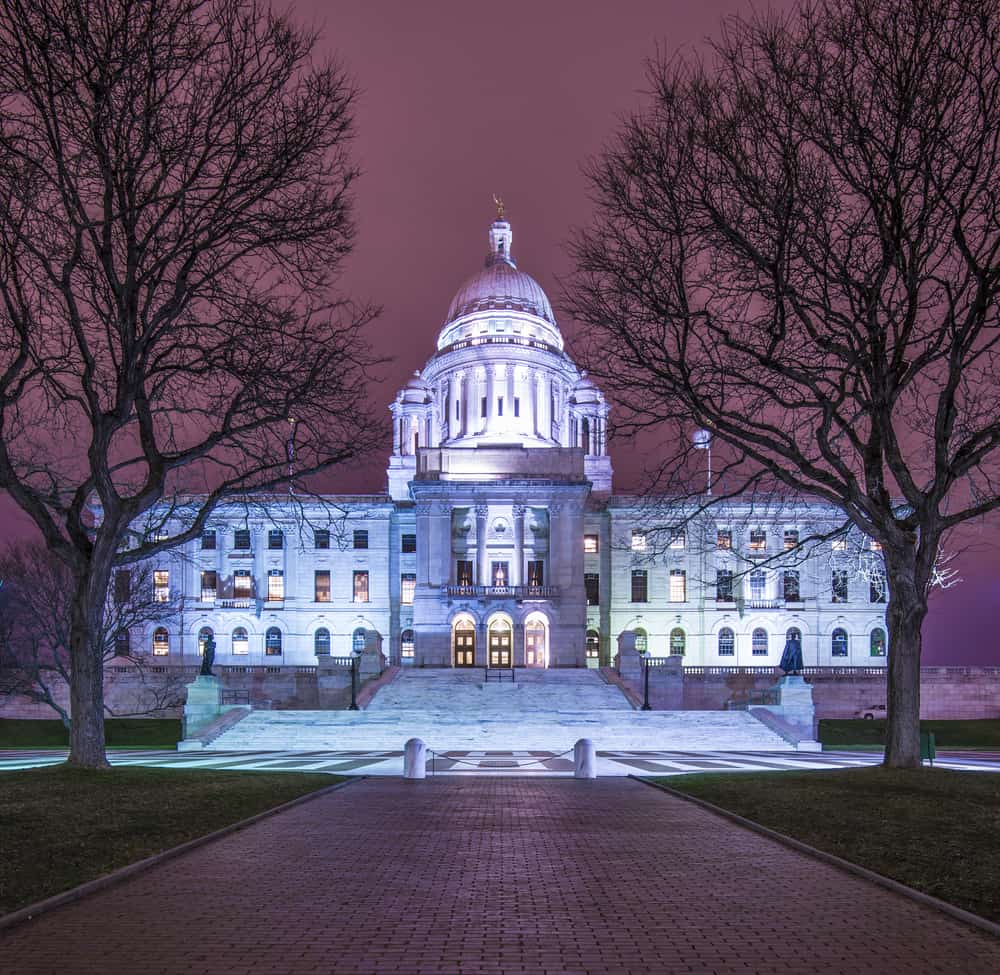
[
  {"xmin": 181, "ymin": 675, "xmax": 222, "ymax": 740},
  {"xmin": 775, "ymin": 675, "xmax": 819, "ymax": 746}
]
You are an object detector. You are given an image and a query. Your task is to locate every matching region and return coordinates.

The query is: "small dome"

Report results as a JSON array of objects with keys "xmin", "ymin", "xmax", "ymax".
[{"xmin": 399, "ymin": 371, "xmax": 431, "ymax": 404}]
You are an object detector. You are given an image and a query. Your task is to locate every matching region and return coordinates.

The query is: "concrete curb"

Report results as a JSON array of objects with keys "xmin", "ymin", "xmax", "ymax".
[
  {"xmin": 0, "ymin": 776, "xmax": 363, "ymax": 934},
  {"xmin": 631, "ymin": 775, "xmax": 1000, "ymax": 941}
]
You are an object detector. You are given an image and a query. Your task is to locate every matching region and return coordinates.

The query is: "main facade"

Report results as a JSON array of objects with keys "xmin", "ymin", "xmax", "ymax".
[{"xmin": 145, "ymin": 213, "xmax": 889, "ymax": 672}]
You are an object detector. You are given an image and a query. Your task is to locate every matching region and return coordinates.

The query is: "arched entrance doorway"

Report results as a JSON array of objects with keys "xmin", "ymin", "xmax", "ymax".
[
  {"xmin": 524, "ymin": 614, "xmax": 548, "ymax": 668},
  {"xmin": 488, "ymin": 616, "xmax": 512, "ymax": 667},
  {"xmin": 453, "ymin": 616, "xmax": 476, "ymax": 667}
]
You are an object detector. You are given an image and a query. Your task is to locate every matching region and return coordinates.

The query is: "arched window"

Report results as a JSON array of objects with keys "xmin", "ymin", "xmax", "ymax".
[
  {"xmin": 632, "ymin": 627, "xmax": 647, "ymax": 653},
  {"xmin": 669, "ymin": 627, "xmax": 686, "ymax": 656},
  {"xmin": 786, "ymin": 627, "xmax": 802, "ymax": 643},
  {"xmin": 870, "ymin": 628, "xmax": 887, "ymax": 657},
  {"xmin": 265, "ymin": 627, "xmax": 282, "ymax": 656},
  {"xmin": 832, "ymin": 628, "xmax": 849, "ymax": 657},
  {"xmin": 718, "ymin": 627, "xmax": 735, "ymax": 656},
  {"xmin": 751, "ymin": 628, "xmax": 768, "ymax": 656},
  {"xmin": 198, "ymin": 627, "xmax": 214, "ymax": 656},
  {"xmin": 581, "ymin": 417, "xmax": 590, "ymax": 452},
  {"xmin": 352, "ymin": 627, "xmax": 367, "ymax": 653},
  {"xmin": 586, "ymin": 629, "xmax": 600, "ymax": 661},
  {"xmin": 401, "ymin": 629, "xmax": 415, "ymax": 659},
  {"xmin": 232, "ymin": 627, "xmax": 249, "ymax": 655},
  {"xmin": 314, "ymin": 628, "xmax": 331, "ymax": 655},
  {"xmin": 152, "ymin": 627, "xmax": 169, "ymax": 656}
]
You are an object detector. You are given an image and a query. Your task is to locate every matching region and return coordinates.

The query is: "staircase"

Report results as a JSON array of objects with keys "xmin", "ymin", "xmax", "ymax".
[{"xmin": 205, "ymin": 668, "xmax": 795, "ymax": 753}]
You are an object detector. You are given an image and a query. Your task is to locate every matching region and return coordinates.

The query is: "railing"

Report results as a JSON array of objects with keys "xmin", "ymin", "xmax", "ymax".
[
  {"xmin": 219, "ymin": 665, "xmax": 318, "ymax": 675},
  {"xmin": 444, "ymin": 584, "xmax": 559, "ymax": 599},
  {"xmin": 217, "ymin": 598, "xmax": 253, "ymax": 608},
  {"xmin": 483, "ymin": 665, "xmax": 516, "ymax": 683},
  {"xmin": 726, "ymin": 688, "xmax": 782, "ymax": 710}
]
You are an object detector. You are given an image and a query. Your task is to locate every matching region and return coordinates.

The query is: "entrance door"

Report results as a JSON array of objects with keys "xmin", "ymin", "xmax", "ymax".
[
  {"xmin": 454, "ymin": 621, "xmax": 476, "ymax": 667},
  {"xmin": 525, "ymin": 620, "xmax": 546, "ymax": 668},
  {"xmin": 489, "ymin": 621, "xmax": 512, "ymax": 667}
]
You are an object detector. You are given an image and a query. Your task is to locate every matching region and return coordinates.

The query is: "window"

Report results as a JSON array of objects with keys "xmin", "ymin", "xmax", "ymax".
[
  {"xmin": 831, "ymin": 537, "xmax": 848, "ymax": 552},
  {"xmin": 749, "ymin": 529, "xmax": 767, "ymax": 551},
  {"xmin": 233, "ymin": 570, "xmax": 252, "ymax": 598},
  {"xmin": 716, "ymin": 569, "xmax": 734, "ymax": 602},
  {"xmin": 668, "ymin": 569, "xmax": 686, "ymax": 602},
  {"xmin": 669, "ymin": 532, "xmax": 686, "ymax": 550},
  {"xmin": 114, "ymin": 570, "xmax": 131, "ymax": 605},
  {"xmin": 751, "ymin": 628, "xmax": 768, "ymax": 656},
  {"xmin": 514, "ymin": 397, "xmax": 520, "ymax": 417},
  {"xmin": 749, "ymin": 569, "xmax": 766, "ymax": 600},
  {"xmin": 455, "ymin": 399, "xmax": 461, "ymax": 420},
  {"xmin": 497, "ymin": 397, "xmax": 503, "ymax": 416},
  {"xmin": 585, "ymin": 572, "xmax": 600, "ymax": 606},
  {"xmin": 401, "ymin": 533, "xmax": 417, "ymax": 553},
  {"xmin": 314, "ymin": 529, "xmax": 330, "ymax": 549},
  {"xmin": 265, "ymin": 627, "xmax": 282, "ymax": 656},
  {"xmin": 631, "ymin": 530, "xmax": 647, "ymax": 552},
  {"xmin": 401, "ymin": 629, "xmax": 415, "ymax": 659},
  {"xmin": 401, "ymin": 573, "xmax": 416, "ymax": 604},
  {"xmin": 353, "ymin": 529, "xmax": 368, "ymax": 550},
  {"xmin": 267, "ymin": 569, "xmax": 284, "ymax": 601},
  {"xmin": 481, "ymin": 396, "xmax": 487, "ymax": 417},
  {"xmin": 153, "ymin": 569, "xmax": 169, "ymax": 603},
  {"xmin": 527, "ymin": 560, "xmax": 544, "ymax": 587},
  {"xmin": 669, "ymin": 627, "xmax": 685, "ymax": 656},
  {"xmin": 832, "ymin": 628, "xmax": 849, "ymax": 657},
  {"xmin": 870, "ymin": 628, "xmax": 887, "ymax": 657},
  {"xmin": 232, "ymin": 627, "xmax": 249, "ymax": 655},
  {"xmin": 786, "ymin": 626, "xmax": 802, "ymax": 643},
  {"xmin": 200, "ymin": 570, "xmax": 218, "ymax": 603},
  {"xmin": 198, "ymin": 627, "xmax": 214, "ymax": 656},
  {"xmin": 583, "ymin": 534, "xmax": 599, "ymax": 553},
  {"xmin": 152, "ymin": 627, "xmax": 169, "ymax": 655},
  {"xmin": 717, "ymin": 528, "xmax": 732, "ymax": 550},
  {"xmin": 783, "ymin": 529, "xmax": 799, "ymax": 550},
  {"xmin": 631, "ymin": 569, "xmax": 648, "ymax": 603},
  {"xmin": 869, "ymin": 538, "xmax": 883, "ymax": 552},
  {"xmin": 783, "ymin": 570, "xmax": 800, "ymax": 602},
  {"xmin": 114, "ymin": 631, "xmax": 130, "ymax": 656},
  {"xmin": 491, "ymin": 561, "xmax": 509, "ymax": 587},
  {"xmin": 268, "ymin": 529, "xmax": 283, "ymax": 550},
  {"xmin": 632, "ymin": 628, "xmax": 648, "ymax": 653},
  {"xmin": 718, "ymin": 627, "xmax": 735, "ymax": 656},
  {"xmin": 870, "ymin": 577, "xmax": 886, "ymax": 603},
  {"xmin": 315, "ymin": 570, "xmax": 331, "ymax": 603},
  {"xmin": 832, "ymin": 569, "xmax": 849, "ymax": 602},
  {"xmin": 352, "ymin": 627, "xmax": 367, "ymax": 653},
  {"xmin": 353, "ymin": 570, "xmax": 369, "ymax": 603},
  {"xmin": 586, "ymin": 630, "xmax": 600, "ymax": 661},
  {"xmin": 201, "ymin": 530, "xmax": 216, "ymax": 550},
  {"xmin": 234, "ymin": 528, "xmax": 251, "ymax": 550},
  {"xmin": 315, "ymin": 628, "xmax": 331, "ymax": 654},
  {"xmin": 456, "ymin": 560, "xmax": 474, "ymax": 587}
]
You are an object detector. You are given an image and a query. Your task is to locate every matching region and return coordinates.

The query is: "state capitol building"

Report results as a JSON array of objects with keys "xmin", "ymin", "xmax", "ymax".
[{"xmin": 145, "ymin": 212, "xmax": 890, "ymax": 671}]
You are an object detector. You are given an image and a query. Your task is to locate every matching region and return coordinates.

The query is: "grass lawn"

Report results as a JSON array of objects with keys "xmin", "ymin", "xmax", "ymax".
[
  {"xmin": 0, "ymin": 718, "xmax": 181, "ymax": 749},
  {"xmin": 0, "ymin": 765, "xmax": 341, "ymax": 916},
  {"xmin": 659, "ymin": 767, "xmax": 1000, "ymax": 923},
  {"xmin": 819, "ymin": 718, "xmax": 1000, "ymax": 749}
]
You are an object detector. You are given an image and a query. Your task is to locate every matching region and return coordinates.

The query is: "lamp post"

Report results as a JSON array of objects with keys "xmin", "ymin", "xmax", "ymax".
[
  {"xmin": 641, "ymin": 653, "xmax": 651, "ymax": 711},
  {"xmin": 349, "ymin": 650, "xmax": 361, "ymax": 711}
]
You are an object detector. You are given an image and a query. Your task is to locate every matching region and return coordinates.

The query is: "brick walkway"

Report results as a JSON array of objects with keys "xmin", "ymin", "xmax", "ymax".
[{"xmin": 2, "ymin": 778, "xmax": 998, "ymax": 974}]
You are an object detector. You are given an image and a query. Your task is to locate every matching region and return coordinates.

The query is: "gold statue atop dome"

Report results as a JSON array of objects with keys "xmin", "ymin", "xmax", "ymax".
[{"xmin": 493, "ymin": 193, "xmax": 505, "ymax": 221}]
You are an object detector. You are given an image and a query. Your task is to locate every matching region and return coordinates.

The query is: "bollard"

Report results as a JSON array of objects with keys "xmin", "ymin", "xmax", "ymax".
[
  {"xmin": 404, "ymin": 737, "xmax": 427, "ymax": 779},
  {"xmin": 574, "ymin": 738, "xmax": 597, "ymax": 779}
]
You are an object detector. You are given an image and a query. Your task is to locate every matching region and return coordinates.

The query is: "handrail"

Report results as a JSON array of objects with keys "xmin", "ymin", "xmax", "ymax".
[{"xmin": 483, "ymin": 665, "xmax": 516, "ymax": 683}]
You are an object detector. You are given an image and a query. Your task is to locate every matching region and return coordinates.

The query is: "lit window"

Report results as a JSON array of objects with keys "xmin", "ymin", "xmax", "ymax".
[
  {"xmin": 716, "ymin": 569, "xmax": 733, "ymax": 601},
  {"xmin": 200, "ymin": 570, "xmax": 217, "ymax": 603},
  {"xmin": 401, "ymin": 629, "xmax": 415, "ymax": 659},
  {"xmin": 718, "ymin": 627, "xmax": 735, "ymax": 656},
  {"xmin": 832, "ymin": 628, "xmax": 849, "ymax": 657},
  {"xmin": 632, "ymin": 628, "xmax": 648, "ymax": 653},
  {"xmin": 749, "ymin": 570, "xmax": 766, "ymax": 600},
  {"xmin": 314, "ymin": 628, "xmax": 331, "ymax": 654},
  {"xmin": 784, "ymin": 529, "xmax": 799, "ymax": 550},
  {"xmin": 314, "ymin": 529, "xmax": 330, "ymax": 550},
  {"xmin": 152, "ymin": 627, "xmax": 169, "ymax": 655},
  {"xmin": 352, "ymin": 627, "xmax": 367, "ymax": 652},
  {"xmin": 584, "ymin": 534, "xmax": 599, "ymax": 553},
  {"xmin": 265, "ymin": 627, "xmax": 282, "ymax": 656},
  {"xmin": 491, "ymin": 561, "xmax": 509, "ymax": 587},
  {"xmin": 749, "ymin": 529, "xmax": 767, "ymax": 551},
  {"xmin": 456, "ymin": 560, "xmax": 474, "ymax": 587},
  {"xmin": 234, "ymin": 529, "xmax": 251, "ymax": 550},
  {"xmin": 669, "ymin": 569, "xmax": 686, "ymax": 602},
  {"xmin": 669, "ymin": 532, "xmax": 686, "ymax": 550},
  {"xmin": 233, "ymin": 570, "xmax": 252, "ymax": 598},
  {"xmin": 267, "ymin": 570, "xmax": 284, "ymax": 601},
  {"xmin": 669, "ymin": 628, "xmax": 685, "ymax": 656},
  {"xmin": 401, "ymin": 534, "xmax": 417, "ymax": 553},
  {"xmin": 527, "ymin": 561, "xmax": 544, "ymax": 587},
  {"xmin": 831, "ymin": 538, "xmax": 848, "ymax": 552},
  {"xmin": 869, "ymin": 538, "xmax": 883, "ymax": 552},
  {"xmin": 751, "ymin": 628, "xmax": 768, "ymax": 656},
  {"xmin": 870, "ymin": 628, "xmax": 887, "ymax": 657},
  {"xmin": 353, "ymin": 570, "xmax": 370, "ymax": 603},
  {"xmin": 268, "ymin": 529, "xmax": 283, "ymax": 550},
  {"xmin": 631, "ymin": 530, "xmax": 647, "ymax": 552},
  {"xmin": 353, "ymin": 529, "xmax": 368, "ymax": 550},
  {"xmin": 401, "ymin": 573, "xmax": 416, "ymax": 604},
  {"xmin": 832, "ymin": 569, "xmax": 849, "ymax": 602},
  {"xmin": 717, "ymin": 528, "xmax": 732, "ymax": 550},
  {"xmin": 586, "ymin": 630, "xmax": 600, "ymax": 660},
  {"xmin": 198, "ymin": 627, "xmax": 214, "ymax": 656},
  {"xmin": 315, "ymin": 570, "xmax": 331, "ymax": 603},
  {"xmin": 585, "ymin": 572, "xmax": 599, "ymax": 606},
  {"xmin": 153, "ymin": 569, "xmax": 169, "ymax": 603},
  {"xmin": 631, "ymin": 569, "xmax": 648, "ymax": 603},
  {"xmin": 201, "ymin": 530, "xmax": 216, "ymax": 550},
  {"xmin": 783, "ymin": 570, "xmax": 800, "ymax": 602},
  {"xmin": 232, "ymin": 627, "xmax": 249, "ymax": 655}
]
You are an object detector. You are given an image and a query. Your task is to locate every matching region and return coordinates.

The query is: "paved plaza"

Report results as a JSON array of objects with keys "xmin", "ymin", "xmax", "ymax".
[{"xmin": 2, "ymin": 777, "xmax": 998, "ymax": 974}]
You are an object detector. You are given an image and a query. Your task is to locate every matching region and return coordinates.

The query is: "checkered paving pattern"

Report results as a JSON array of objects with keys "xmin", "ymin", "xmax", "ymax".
[{"xmin": 2, "ymin": 778, "xmax": 998, "ymax": 974}]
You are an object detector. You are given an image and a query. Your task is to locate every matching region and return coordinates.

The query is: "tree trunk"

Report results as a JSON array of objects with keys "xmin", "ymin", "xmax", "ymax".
[
  {"xmin": 882, "ymin": 550, "xmax": 928, "ymax": 769},
  {"xmin": 67, "ymin": 561, "xmax": 112, "ymax": 769}
]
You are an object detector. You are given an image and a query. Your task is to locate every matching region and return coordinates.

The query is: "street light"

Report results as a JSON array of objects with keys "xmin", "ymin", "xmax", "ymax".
[{"xmin": 349, "ymin": 650, "xmax": 361, "ymax": 711}]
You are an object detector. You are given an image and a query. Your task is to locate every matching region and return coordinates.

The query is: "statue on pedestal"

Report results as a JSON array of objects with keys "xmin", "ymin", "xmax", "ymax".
[
  {"xmin": 779, "ymin": 635, "xmax": 803, "ymax": 675},
  {"xmin": 199, "ymin": 636, "xmax": 216, "ymax": 677}
]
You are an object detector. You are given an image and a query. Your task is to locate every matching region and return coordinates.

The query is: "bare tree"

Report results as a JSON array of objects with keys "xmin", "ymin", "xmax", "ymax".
[
  {"xmin": 0, "ymin": 542, "xmax": 183, "ymax": 727},
  {"xmin": 0, "ymin": 0, "xmax": 379, "ymax": 767},
  {"xmin": 567, "ymin": 0, "xmax": 1000, "ymax": 767}
]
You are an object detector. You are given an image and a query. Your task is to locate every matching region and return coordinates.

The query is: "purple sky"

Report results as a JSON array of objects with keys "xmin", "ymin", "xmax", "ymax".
[{"xmin": 3, "ymin": 1, "xmax": 997, "ymax": 664}]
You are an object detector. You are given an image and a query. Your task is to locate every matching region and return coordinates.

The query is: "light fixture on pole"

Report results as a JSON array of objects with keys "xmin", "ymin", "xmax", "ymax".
[{"xmin": 693, "ymin": 428, "xmax": 712, "ymax": 495}]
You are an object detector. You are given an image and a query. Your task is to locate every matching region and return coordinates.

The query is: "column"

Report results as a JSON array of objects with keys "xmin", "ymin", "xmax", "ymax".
[
  {"xmin": 475, "ymin": 504, "xmax": 489, "ymax": 586},
  {"xmin": 512, "ymin": 504, "xmax": 526, "ymax": 587},
  {"xmin": 465, "ymin": 370, "xmax": 476, "ymax": 437},
  {"xmin": 530, "ymin": 369, "xmax": 539, "ymax": 437},
  {"xmin": 484, "ymin": 366, "xmax": 495, "ymax": 433},
  {"xmin": 506, "ymin": 363, "xmax": 515, "ymax": 431},
  {"xmin": 392, "ymin": 410, "xmax": 401, "ymax": 453}
]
